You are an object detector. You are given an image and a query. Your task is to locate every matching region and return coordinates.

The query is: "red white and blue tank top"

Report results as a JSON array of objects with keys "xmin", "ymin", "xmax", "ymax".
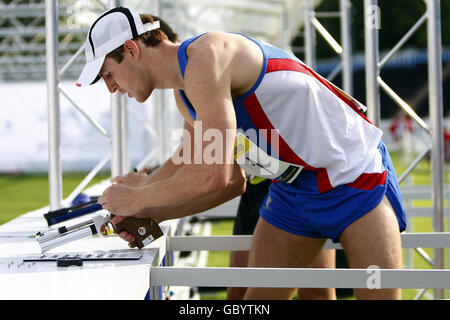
[{"xmin": 176, "ymin": 33, "xmax": 384, "ymax": 193}]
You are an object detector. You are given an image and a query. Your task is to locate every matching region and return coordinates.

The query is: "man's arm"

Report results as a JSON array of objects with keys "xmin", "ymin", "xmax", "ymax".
[
  {"xmin": 112, "ymin": 162, "xmax": 245, "ymax": 228},
  {"xmin": 113, "ymin": 117, "xmax": 246, "ymax": 222},
  {"xmin": 99, "ymin": 33, "xmax": 241, "ymax": 221}
]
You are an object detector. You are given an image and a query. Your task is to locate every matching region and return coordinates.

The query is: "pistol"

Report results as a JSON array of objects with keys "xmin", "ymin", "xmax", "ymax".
[{"xmin": 36, "ymin": 213, "xmax": 163, "ymax": 253}]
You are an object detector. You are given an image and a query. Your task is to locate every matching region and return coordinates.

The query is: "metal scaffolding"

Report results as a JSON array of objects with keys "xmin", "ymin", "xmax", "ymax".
[
  {"xmin": 0, "ymin": 0, "xmax": 87, "ymax": 81},
  {"xmin": 303, "ymin": 0, "xmax": 353, "ymax": 95},
  {"xmin": 363, "ymin": 0, "xmax": 445, "ymax": 299}
]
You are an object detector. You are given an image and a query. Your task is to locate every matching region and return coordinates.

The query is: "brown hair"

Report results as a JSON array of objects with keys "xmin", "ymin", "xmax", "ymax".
[{"xmin": 107, "ymin": 14, "xmax": 178, "ymax": 63}]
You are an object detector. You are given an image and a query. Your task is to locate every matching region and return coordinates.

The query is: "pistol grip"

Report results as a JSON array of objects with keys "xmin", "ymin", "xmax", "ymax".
[{"xmin": 113, "ymin": 216, "xmax": 163, "ymax": 249}]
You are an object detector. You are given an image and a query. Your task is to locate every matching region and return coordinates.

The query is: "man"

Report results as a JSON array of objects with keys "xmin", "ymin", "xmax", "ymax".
[{"xmin": 78, "ymin": 7, "xmax": 407, "ymax": 299}]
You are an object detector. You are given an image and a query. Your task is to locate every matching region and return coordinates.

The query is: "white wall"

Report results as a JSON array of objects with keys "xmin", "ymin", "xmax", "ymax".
[{"xmin": 0, "ymin": 81, "xmax": 182, "ymax": 172}]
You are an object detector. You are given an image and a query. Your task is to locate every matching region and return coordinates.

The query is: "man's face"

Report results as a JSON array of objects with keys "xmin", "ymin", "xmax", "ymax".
[{"xmin": 99, "ymin": 54, "xmax": 153, "ymax": 103}]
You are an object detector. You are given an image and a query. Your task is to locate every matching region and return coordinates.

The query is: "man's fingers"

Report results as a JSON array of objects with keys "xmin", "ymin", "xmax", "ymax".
[
  {"xmin": 110, "ymin": 176, "xmax": 121, "ymax": 183},
  {"xmin": 114, "ymin": 218, "xmax": 137, "ymax": 244},
  {"xmin": 111, "ymin": 215, "xmax": 125, "ymax": 224},
  {"xmin": 97, "ymin": 196, "xmax": 109, "ymax": 212},
  {"xmin": 140, "ymin": 167, "xmax": 150, "ymax": 174},
  {"xmin": 97, "ymin": 196, "xmax": 105, "ymax": 204},
  {"xmin": 119, "ymin": 231, "xmax": 136, "ymax": 243}
]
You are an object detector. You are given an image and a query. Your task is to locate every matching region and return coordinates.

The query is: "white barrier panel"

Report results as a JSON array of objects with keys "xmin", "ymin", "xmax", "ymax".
[
  {"xmin": 167, "ymin": 232, "xmax": 450, "ymax": 251},
  {"xmin": 149, "ymin": 232, "xmax": 450, "ymax": 298},
  {"xmin": 150, "ymin": 267, "xmax": 450, "ymax": 289}
]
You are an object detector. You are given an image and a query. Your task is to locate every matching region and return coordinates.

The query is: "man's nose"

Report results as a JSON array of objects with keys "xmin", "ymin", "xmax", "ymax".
[{"xmin": 104, "ymin": 78, "xmax": 117, "ymax": 93}]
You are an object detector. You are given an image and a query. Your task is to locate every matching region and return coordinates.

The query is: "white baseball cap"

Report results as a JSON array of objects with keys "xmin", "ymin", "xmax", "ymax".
[{"xmin": 76, "ymin": 7, "xmax": 160, "ymax": 87}]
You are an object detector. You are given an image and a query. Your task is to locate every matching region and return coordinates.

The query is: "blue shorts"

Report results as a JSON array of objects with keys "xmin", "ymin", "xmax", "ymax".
[{"xmin": 259, "ymin": 142, "xmax": 407, "ymax": 243}]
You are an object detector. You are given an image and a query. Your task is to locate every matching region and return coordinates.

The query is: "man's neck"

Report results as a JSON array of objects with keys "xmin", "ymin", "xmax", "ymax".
[{"xmin": 142, "ymin": 41, "xmax": 184, "ymax": 90}]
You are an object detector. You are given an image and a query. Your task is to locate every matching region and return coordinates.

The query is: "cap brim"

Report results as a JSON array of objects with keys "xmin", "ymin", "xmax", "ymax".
[{"xmin": 76, "ymin": 55, "xmax": 106, "ymax": 87}]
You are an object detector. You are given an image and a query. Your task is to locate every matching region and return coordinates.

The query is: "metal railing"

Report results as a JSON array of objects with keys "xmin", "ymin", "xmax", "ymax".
[
  {"xmin": 363, "ymin": 0, "xmax": 446, "ymax": 299},
  {"xmin": 145, "ymin": 232, "xmax": 450, "ymax": 299}
]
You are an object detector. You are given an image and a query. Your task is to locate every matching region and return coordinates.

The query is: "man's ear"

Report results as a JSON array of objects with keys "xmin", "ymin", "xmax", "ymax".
[{"xmin": 123, "ymin": 40, "xmax": 140, "ymax": 59}]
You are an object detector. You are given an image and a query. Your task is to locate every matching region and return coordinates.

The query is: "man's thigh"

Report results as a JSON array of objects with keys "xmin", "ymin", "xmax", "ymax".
[
  {"xmin": 298, "ymin": 249, "xmax": 337, "ymax": 300},
  {"xmin": 339, "ymin": 195, "xmax": 402, "ymax": 299},
  {"xmin": 244, "ymin": 217, "xmax": 326, "ymax": 300}
]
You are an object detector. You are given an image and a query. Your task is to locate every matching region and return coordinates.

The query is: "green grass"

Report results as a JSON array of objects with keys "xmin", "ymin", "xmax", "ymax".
[
  {"xmin": 0, "ymin": 171, "xmax": 110, "ymax": 225},
  {"xmin": 206, "ymin": 220, "xmax": 233, "ymax": 268}
]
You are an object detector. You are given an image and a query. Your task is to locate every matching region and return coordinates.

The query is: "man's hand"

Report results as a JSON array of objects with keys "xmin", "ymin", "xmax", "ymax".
[
  {"xmin": 98, "ymin": 184, "xmax": 143, "ymax": 216},
  {"xmin": 111, "ymin": 170, "xmax": 149, "ymax": 187},
  {"xmin": 110, "ymin": 215, "xmax": 137, "ymax": 244},
  {"xmin": 103, "ymin": 168, "xmax": 159, "ymax": 246}
]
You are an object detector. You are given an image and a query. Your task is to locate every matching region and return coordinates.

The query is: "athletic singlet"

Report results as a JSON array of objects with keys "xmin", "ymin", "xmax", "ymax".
[{"xmin": 176, "ymin": 33, "xmax": 384, "ymax": 193}]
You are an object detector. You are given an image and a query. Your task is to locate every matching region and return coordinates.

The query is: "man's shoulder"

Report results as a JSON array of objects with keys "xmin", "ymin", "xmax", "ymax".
[{"xmin": 185, "ymin": 32, "xmax": 243, "ymax": 57}]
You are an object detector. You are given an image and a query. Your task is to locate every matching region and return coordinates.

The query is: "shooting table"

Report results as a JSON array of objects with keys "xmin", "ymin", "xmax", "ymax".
[{"xmin": 0, "ymin": 203, "xmax": 170, "ymax": 299}]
